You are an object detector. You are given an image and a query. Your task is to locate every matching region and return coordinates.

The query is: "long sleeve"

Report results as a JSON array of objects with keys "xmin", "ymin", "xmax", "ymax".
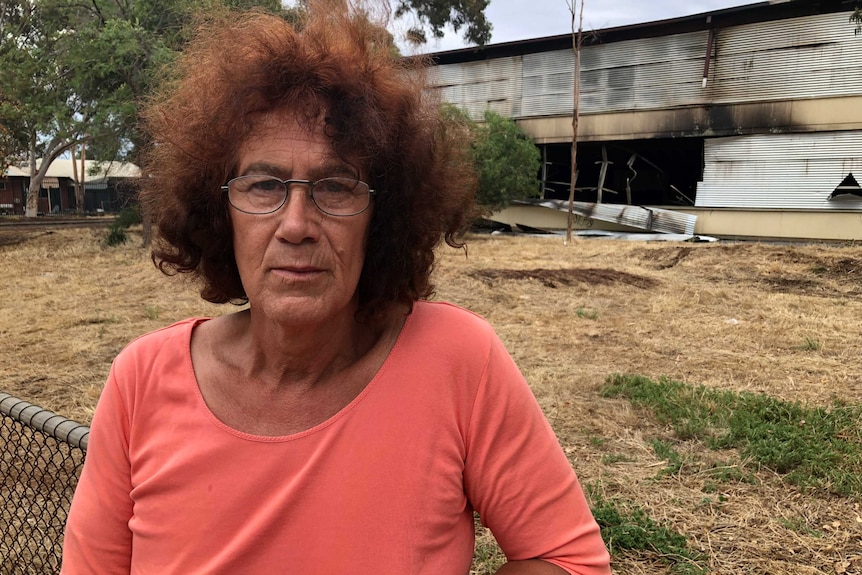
[
  {"xmin": 463, "ymin": 334, "xmax": 611, "ymax": 575},
  {"xmin": 61, "ymin": 368, "xmax": 134, "ymax": 574}
]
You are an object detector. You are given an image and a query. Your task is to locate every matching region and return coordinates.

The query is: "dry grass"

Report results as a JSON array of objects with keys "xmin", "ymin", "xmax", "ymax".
[{"xmin": 2, "ymin": 226, "xmax": 862, "ymax": 574}]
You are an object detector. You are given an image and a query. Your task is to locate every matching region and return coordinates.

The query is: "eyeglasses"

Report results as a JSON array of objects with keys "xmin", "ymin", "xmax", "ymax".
[{"xmin": 222, "ymin": 175, "xmax": 375, "ymax": 217}]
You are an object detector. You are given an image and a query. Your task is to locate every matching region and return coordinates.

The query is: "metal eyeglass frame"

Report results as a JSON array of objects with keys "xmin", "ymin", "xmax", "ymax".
[{"xmin": 222, "ymin": 175, "xmax": 376, "ymax": 217}]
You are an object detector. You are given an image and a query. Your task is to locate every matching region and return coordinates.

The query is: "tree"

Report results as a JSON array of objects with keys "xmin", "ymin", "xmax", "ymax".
[
  {"xmin": 0, "ymin": 0, "xmax": 491, "ymax": 218},
  {"xmin": 393, "ymin": 0, "xmax": 491, "ymax": 45},
  {"xmin": 1, "ymin": 0, "xmax": 161, "ymax": 215},
  {"xmin": 468, "ymin": 109, "xmax": 541, "ymax": 214},
  {"xmin": 852, "ymin": 2, "xmax": 862, "ymax": 35},
  {"xmin": 0, "ymin": 0, "xmax": 282, "ymax": 216},
  {"xmin": 564, "ymin": 0, "xmax": 585, "ymax": 244}
]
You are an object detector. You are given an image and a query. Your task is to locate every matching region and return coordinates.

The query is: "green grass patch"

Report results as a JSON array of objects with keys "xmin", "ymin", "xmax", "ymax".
[
  {"xmin": 601, "ymin": 453, "xmax": 634, "ymax": 465},
  {"xmin": 795, "ymin": 336, "xmax": 822, "ymax": 352},
  {"xmin": 777, "ymin": 516, "xmax": 822, "ymax": 538},
  {"xmin": 144, "ymin": 305, "xmax": 160, "ymax": 320},
  {"xmin": 651, "ymin": 439, "xmax": 684, "ymax": 476},
  {"xmin": 602, "ymin": 374, "xmax": 862, "ymax": 497},
  {"xmin": 588, "ymin": 489, "xmax": 708, "ymax": 575},
  {"xmin": 575, "ymin": 308, "xmax": 599, "ymax": 320}
]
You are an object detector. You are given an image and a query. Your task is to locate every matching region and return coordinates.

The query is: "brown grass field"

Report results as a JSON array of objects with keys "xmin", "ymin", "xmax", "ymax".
[{"xmin": 2, "ymin": 225, "xmax": 861, "ymax": 574}]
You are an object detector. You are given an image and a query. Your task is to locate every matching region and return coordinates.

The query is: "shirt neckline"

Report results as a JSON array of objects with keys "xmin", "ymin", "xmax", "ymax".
[{"xmin": 182, "ymin": 307, "xmax": 418, "ymax": 443}]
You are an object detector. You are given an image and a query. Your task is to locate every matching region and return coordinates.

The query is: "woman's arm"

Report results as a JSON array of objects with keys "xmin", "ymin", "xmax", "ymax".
[
  {"xmin": 61, "ymin": 371, "xmax": 134, "ymax": 574},
  {"xmin": 464, "ymin": 334, "xmax": 611, "ymax": 575}
]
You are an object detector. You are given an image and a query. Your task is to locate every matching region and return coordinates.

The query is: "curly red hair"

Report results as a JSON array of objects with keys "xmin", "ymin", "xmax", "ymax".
[{"xmin": 139, "ymin": 7, "xmax": 476, "ymax": 319}]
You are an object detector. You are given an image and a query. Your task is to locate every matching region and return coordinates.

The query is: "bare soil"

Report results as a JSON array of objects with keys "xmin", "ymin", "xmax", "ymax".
[{"xmin": 2, "ymin": 226, "xmax": 861, "ymax": 574}]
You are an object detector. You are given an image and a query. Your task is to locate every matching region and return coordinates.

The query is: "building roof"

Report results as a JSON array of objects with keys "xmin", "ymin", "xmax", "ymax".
[
  {"xmin": 427, "ymin": 0, "xmax": 853, "ymax": 65},
  {"xmin": 4, "ymin": 158, "xmax": 140, "ymax": 182}
]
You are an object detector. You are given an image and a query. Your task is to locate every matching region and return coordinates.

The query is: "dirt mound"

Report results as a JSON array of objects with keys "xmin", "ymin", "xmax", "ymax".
[{"xmin": 469, "ymin": 267, "xmax": 659, "ymax": 289}]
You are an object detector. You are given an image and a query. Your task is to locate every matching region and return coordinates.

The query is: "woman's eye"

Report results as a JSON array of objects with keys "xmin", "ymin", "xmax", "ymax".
[
  {"xmin": 317, "ymin": 179, "xmax": 353, "ymax": 194},
  {"xmin": 250, "ymin": 179, "xmax": 283, "ymax": 192}
]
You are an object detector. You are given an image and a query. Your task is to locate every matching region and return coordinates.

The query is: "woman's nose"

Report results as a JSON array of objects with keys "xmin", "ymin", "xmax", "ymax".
[{"xmin": 274, "ymin": 183, "xmax": 321, "ymax": 243}]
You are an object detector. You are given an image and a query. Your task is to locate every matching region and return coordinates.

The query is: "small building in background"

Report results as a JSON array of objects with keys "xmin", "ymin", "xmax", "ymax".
[
  {"xmin": 427, "ymin": 0, "xmax": 862, "ymax": 240},
  {"xmin": 0, "ymin": 159, "xmax": 140, "ymax": 216}
]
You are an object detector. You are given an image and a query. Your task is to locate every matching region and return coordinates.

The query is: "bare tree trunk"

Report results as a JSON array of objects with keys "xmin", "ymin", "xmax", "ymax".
[
  {"xmin": 79, "ymin": 143, "xmax": 86, "ymax": 213},
  {"xmin": 25, "ymin": 131, "xmax": 39, "ymax": 218},
  {"xmin": 565, "ymin": 0, "xmax": 584, "ymax": 245},
  {"xmin": 24, "ymin": 132, "xmax": 78, "ymax": 217},
  {"xmin": 72, "ymin": 145, "xmax": 82, "ymax": 214}
]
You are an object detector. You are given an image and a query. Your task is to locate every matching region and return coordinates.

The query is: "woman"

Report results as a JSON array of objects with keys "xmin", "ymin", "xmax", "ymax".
[{"xmin": 61, "ymin": 7, "xmax": 611, "ymax": 575}]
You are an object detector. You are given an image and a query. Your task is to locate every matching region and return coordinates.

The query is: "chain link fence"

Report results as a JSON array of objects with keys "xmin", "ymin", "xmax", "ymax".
[{"xmin": 0, "ymin": 393, "xmax": 88, "ymax": 575}]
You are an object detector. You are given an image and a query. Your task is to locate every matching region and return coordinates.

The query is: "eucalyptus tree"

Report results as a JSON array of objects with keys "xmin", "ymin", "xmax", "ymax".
[
  {"xmin": 0, "ymin": 0, "xmax": 280, "ymax": 216},
  {"xmin": 0, "ymin": 0, "xmax": 172, "ymax": 215},
  {"xmin": 394, "ymin": 0, "xmax": 491, "ymax": 45},
  {"xmin": 0, "ymin": 0, "xmax": 490, "ymax": 217}
]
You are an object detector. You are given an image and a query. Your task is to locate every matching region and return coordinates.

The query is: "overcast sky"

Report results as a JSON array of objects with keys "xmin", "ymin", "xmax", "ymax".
[{"xmin": 410, "ymin": 0, "xmax": 755, "ymax": 53}]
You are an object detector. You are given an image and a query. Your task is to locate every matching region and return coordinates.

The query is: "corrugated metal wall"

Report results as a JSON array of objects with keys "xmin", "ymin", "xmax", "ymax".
[
  {"xmin": 430, "ymin": 57, "xmax": 522, "ymax": 119},
  {"xmin": 697, "ymin": 132, "xmax": 862, "ymax": 210},
  {"xmin": 710, "ymin": 13, "xmax": 862, "ymax": 103},
  {"xmin": 429, "ymin": 12, "xmax": 862, "ymax": 119},
  {"xmin": 522, "ymin": 30, "xmax": 710, "ymax": 117}
]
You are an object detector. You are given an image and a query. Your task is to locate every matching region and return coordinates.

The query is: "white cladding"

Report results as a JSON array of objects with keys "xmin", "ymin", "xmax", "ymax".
[
  {"xmin": 697, "ymin": 132, "xmax": 862, "ymax": 210},
  {"xmin": 429, "ymin": 57, "xmax": 522, "ymax": 119},
  {"xmin": 710, "ymin": 13, "xmax": 862, "ymax": 102},
  {"xmin": 429, "ymin": 12, "xmax": 862, "ymax": 119}
]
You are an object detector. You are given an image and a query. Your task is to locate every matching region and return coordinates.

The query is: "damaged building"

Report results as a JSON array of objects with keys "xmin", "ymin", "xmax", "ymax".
[{"xmin": 427, "ymin": 0, "xmax": 862, "ymax": 240}]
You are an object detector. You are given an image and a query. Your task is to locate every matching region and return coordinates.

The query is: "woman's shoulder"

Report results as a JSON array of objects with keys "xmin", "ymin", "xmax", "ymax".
[
  {"xmin": 412, "ymin": 301, "xmax": 494, "ymax": 333},
  {"xmin": 115, "ymin": 317, "xmax": 209, "ymax": 364},
  {"xmin": 405, "ymin": 301, "xmax": 498, "ymax": 352}
]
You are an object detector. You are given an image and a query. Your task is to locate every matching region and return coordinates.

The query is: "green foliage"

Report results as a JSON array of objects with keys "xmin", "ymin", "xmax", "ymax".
[
  {"xmin": 795, "ymin": 336, "xmax": 822, "ymax": 352},
  {"xmin": 852, "ymin": 3, "xmax": 862, "ymax": 35},
  {"xmin": 778, "ymin": 516, "xmax": 822, "ymax": 538},
  {"xmin": 105, "ymin": 227, "xmax": 128, "ymax": 247},
  {"xmin": 394, "ymin": 0, "xmax": 491, "ymax": 45},
  {"xmin": 575, "ymin": 307, "xmax": 598, "ymax": 320},
  {"xmin": 651, "ymin": 439, "xmax": 684, "ymax": 476},
  {"xmin": 0, "ymin": 0, "xmax": 287, "ymax": 206},
  {"xmin": 105, "ymin": 204, "xmax": 141, "ymax": 246},
  {"xmin": 470, "ymin": 110, "xmax": 541, "ymax": 213},
  {"xmin": 114, "ymin": 204, "xmax": 143, "ymax": 228},
  {"xmin": 601, "ymin": 453, "xmax": 633, "ymax": 465},
  {"xmin": 602, "ymin": 374, "xmax": 862, "ymax": 497},
  {"xmin": 588, "ymin": 490, "xmax": 708, "ymax": 575}
]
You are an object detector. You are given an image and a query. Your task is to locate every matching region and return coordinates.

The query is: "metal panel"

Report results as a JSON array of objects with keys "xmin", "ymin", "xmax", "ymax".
[
  {"xmin": 518, "ymin": 198, "xmax": 697, "ymax": 235},
  {"xmin": 431, "ymin": 12, "xmax": 862, "ymax": 121},
  {"xmin": 697, "ymin": 132, "xmax": 862, "ymax": 210},
  {"xmin": 522, "ymin": 30, "xmax": 711, "ymax": 117},
  {"xmin": 708, "ymin": 12, "xmax": 862, "ymax": 103},
  {"xmin": 428, "ymin": 57, "xmax": 522, "ymax": 119}
]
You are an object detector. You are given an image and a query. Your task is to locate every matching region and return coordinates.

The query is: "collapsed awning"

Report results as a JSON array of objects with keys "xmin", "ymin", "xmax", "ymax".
[{"xmin": 512, "ymin": 199, "xmax": 698, "ymax": 235}]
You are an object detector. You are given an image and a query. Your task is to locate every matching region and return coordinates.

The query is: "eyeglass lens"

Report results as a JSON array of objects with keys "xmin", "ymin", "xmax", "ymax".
[{"xmin": 227, "ymin": 176, "xmax": 371, "ymax": 216}]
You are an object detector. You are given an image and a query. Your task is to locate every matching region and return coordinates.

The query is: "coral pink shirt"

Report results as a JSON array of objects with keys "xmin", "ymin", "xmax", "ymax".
[{"xmin": 62, "ymin": 301, "xmax": 610, "ymax": 574}]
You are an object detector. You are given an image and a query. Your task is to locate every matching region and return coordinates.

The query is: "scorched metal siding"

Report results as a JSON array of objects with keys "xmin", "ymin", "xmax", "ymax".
[
  {"xmin": 708, "ymin": 13, "xmax": 862, "ymax": 103},
  {"xmin": 697, "ymin": 132, "xmax": 862, "ymax": 210},
  {"xmin": 430, "ymin": 12, "xmax": 862, "ymax": 121},
  {"xmin": 521, "ymin": 31, "xmax": 710, "ymax": 117},
  {"xmin": 430, "ymin": 57, "xmax": 522, "ymax": 120}
]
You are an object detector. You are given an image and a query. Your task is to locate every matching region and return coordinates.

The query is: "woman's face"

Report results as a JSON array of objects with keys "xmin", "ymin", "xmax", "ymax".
[{"xmin": 230, "ymin": 110, "xmax": 373, "ymax": 328}]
